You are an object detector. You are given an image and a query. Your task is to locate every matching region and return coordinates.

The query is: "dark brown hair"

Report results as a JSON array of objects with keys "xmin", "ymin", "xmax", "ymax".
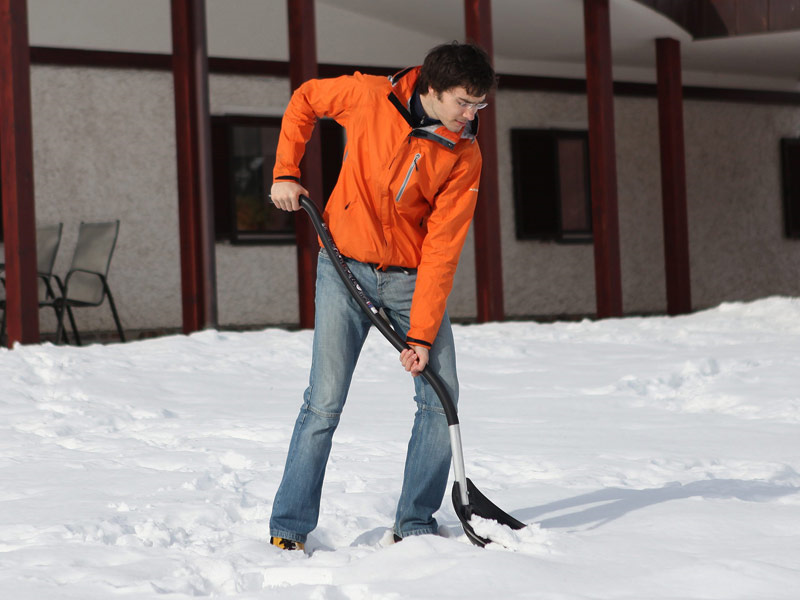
[{"xmin": 417, "ymin": 41, "xmax": 497, "ymax": 98}]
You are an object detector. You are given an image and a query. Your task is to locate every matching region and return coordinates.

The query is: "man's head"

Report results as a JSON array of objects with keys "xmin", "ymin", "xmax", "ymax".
[
  {"xmin": 417, "ymin": 42, "xmax": 496, "ymax": 133},
  {"xmin": 417, "ymin": 41, "xmax": 496, "ymax": 99}
]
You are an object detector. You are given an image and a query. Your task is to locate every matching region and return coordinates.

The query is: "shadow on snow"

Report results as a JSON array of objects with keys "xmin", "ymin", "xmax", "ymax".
[{"xmin": 513, "ymin": 474, "xmax": 800, "ymax": 531}]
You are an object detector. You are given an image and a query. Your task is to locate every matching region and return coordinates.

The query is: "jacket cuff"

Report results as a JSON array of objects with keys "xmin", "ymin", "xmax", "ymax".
[{"xmin": 405, "ymin": 335, "xmax": 432, "ymax": 349}]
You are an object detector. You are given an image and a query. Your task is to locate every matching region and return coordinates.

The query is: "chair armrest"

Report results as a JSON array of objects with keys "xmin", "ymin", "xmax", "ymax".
[{"xmin": 64, "ymin": 268, "xmax": 109, "ymax": 287}]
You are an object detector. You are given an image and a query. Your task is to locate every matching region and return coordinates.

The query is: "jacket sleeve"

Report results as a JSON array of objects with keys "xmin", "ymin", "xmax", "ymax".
[
  {"xmin": 406, "ymin": 145, "xmax": 482, "ymax": 348},
  {"xmin": 273, "ymin": 74, "xmax": 365, "ymax": 183}
]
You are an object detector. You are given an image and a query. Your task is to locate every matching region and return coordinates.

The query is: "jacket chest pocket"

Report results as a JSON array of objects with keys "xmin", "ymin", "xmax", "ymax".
[{"xmin": 395, "ymin": 153, "xmax": 422, "ymax": 203}]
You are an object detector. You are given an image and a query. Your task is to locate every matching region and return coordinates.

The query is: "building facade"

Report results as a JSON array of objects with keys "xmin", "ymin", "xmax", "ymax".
[{"xmin": 4, "ymin": 0, "xmax": 800, "ymax": 338}]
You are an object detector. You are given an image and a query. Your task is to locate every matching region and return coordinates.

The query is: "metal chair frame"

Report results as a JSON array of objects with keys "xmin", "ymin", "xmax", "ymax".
[
  {"xmin": 44, "ymin": 221, "xmax": 125, "ymax": 346},
  {"xmin": 1, "ymin": 223, "xmax": 76, "ymax": 345}
]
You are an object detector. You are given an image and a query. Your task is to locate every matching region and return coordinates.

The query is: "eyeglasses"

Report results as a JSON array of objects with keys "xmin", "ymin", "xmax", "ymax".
[{"xmin": 454, "ymin": 97, "xmax": 488, "ymax": 111}]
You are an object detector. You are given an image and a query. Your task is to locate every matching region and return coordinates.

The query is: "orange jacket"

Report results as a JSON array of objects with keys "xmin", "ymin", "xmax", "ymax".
[{"xmin": 274, "ymin": 66, "xmax": 482, "ymax": 348}]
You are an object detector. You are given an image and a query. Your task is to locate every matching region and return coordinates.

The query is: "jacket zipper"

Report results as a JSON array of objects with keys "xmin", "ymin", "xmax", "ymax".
[{"xmin": 395, "ymin": 153, "xmax": 421, "ymax": 203}]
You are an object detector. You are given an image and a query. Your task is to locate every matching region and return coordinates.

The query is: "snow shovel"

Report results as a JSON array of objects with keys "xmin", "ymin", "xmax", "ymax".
[{"xmin": 293, "ymin": 194, "xmax": 526, "ymax": 547}]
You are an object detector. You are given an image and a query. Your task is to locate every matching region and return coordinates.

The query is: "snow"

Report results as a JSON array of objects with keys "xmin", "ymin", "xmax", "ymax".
[{"xmin": 1, "ymin": 296, "xmax": 799, "ymax": 599}]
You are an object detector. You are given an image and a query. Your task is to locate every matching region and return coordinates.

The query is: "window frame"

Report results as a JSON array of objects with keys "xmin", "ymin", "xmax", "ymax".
[
  {"xmin": 781, "ymin": 137, "xmax": 800, "ymax": 239},
  {"xmin": 211, "ymin": 114, "xmax": 294, "ymax": 245},
  {"xmin": 211, "ymin": 114, "xmax": 345, "ymax": 245},
  {"xmin": 510, "ymin": 127, "xmax": 593, "ymax": 244}
]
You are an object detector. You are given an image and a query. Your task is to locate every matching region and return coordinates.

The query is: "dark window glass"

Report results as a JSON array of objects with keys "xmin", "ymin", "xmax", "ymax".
[
  {"xmin": 781, "ymin": 138, "xmax": 800, "ymax": 239},
  {"xmin": 511, "ymin": 128, "xmax": 592, "ymax": 243}
]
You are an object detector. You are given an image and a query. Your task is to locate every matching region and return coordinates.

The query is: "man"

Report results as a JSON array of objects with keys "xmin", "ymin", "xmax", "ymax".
[{"xmin": 269, "ymin": 41, "xmax": 496, "ymax": 551}]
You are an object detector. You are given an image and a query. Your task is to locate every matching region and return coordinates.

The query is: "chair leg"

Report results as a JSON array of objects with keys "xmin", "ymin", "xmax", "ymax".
[
  {"xmin": 55, "ymin": 301, "xmax": 81, "ymax": 346},
  {"xmin": 50, "ymin": 305, "xmax": 70, "ymax": 344},
  {"xmin": 55, "ymin": 302, "xmax": 67, "ymax": 346},
  {"xmin": 65, "ymin": 305, "xmax": 80, "ymax": 346},
  {"xmin": 0, "ymin": 306, "xmax": 6, "ymax": 348},
  {"xmin": 52, "ymin": 275, "xmax": 78, "ymax": 345},
  {"xmin": 105, "ymin": 288, "xmax": 126, "ymax": 343}
]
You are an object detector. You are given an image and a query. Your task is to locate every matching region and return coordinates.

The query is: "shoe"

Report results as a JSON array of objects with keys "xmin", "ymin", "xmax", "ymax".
[
  {"xmin": 393, "ymin": 534, "xmax": 402, "ymax": 543},
  {"xmin": 270, "ymin": 536, "xmax": 304, "ymax": 551}
]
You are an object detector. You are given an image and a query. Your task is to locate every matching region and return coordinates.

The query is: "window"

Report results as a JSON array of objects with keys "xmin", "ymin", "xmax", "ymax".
[
  {"xmin": 510, "ymin": 128, "xmax": 592, "ymax": 243},
  {"xmin": 211, "ymin": 115, "xmax": 344, "ymax": 244},
  {"xmin": 781, "ymin": 138, "xmax": 800, "ymax": 239}
]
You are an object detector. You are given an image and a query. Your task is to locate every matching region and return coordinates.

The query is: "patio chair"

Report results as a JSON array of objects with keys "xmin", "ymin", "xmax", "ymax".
[
  {"xmin": 45, "ymin": 220, "xmax": 126, "ymax": 345},
  {"xmin": 1, "ymin": 223, "xmax": 74, "ymax": 344}
]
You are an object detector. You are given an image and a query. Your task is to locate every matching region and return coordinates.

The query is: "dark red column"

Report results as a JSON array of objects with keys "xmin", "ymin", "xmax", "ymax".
[
  {"xmin": 656, "ymin": 37, "xmax": 691, "ymax": 315},
  {"xmin": 0, "ymin": 0, "xmax": 39, "ymax": 347},
  {"xmin": 464, "ymin": 0, "xmax": 504, "ymax": 323},
  {"xmin": 287, "ymin": 0, "xmax": 323, "ymax": 329},
  {"xmin": 171, "ymin": 0, "xmax": 218, "ymax": 333},
  {"xmin": 583, "ymin": 0, "xmax": 623, "ymax": 318}
]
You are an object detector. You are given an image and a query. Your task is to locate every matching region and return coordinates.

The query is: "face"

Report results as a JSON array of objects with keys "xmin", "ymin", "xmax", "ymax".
[{"xmin": 427, "ymin": 86, "xmax": 488, "ymax": 133}]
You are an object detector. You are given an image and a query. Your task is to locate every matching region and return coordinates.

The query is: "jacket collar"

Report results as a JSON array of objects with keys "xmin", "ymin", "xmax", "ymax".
[{"xmin": 388, "ymin": 66, "xmax": 478, "ymax": 146}]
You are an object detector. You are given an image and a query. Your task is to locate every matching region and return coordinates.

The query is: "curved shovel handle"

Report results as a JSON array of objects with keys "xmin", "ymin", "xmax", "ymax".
[{"xmin": 296, "ymin": 195, "xmax": 460, "ymax": 427}]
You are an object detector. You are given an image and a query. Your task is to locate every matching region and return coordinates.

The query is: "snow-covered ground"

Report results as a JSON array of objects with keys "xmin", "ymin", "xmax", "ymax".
[{"xmin": 1, "ymin": 297, "xmax": 799, "ymax": 599}]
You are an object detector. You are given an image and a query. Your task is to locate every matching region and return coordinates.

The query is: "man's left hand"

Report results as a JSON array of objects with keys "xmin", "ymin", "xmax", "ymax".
[{"xmin": 400, "ymin": 345, "xmax": 429, "ymax": 377}]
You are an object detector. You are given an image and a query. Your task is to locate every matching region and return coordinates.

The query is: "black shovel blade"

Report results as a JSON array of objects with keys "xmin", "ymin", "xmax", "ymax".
[{"xmin": 452, "ymin": 478, "xmax": 527, "ymax": 547}]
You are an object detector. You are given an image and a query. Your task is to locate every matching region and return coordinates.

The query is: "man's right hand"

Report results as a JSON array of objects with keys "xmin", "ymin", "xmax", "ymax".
[
  {"xmin": 270, "ymin": 181, "xmax": 309, "ymax": 212},
  {"xmin": 400, "ymin": 345, "xmax": 429, "ymax": 377}
]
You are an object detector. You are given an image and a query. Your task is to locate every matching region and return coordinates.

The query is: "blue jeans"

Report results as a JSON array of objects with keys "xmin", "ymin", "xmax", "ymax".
[{"xmin": 269, "ymin": 249, "xmax": 458, "ymax": 543}]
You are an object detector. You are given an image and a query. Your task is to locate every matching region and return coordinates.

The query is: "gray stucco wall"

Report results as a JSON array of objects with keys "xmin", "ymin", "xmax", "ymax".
[
  {"xmin": 31, "ymin": 66, "xmax": 181, "ymax": 335},
  {"xmin": 30, "ymin": 66, "xmax": 301, "ymax": 335},
  {"xmin": 208, "ymin": 74, "xmax": 299, "ymax": 328},
  {"xmin": 685, "ymin": 101, "xmax": 800, "ymax": 308},
  {"xmin": 24, "ymin": 65, "xmax": 800, "ymax": 336},
  {"xmin": 496, "ymin": 90, "xmax": 800, "ymax": 318}
]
